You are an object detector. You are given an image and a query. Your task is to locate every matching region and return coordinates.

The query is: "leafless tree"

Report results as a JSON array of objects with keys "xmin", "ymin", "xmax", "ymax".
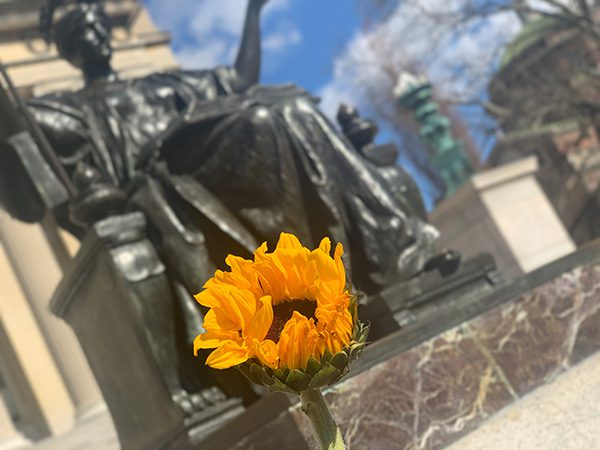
[{"xmin": 322, "ymin": 0, "xmax": 600, "ymax": 207}]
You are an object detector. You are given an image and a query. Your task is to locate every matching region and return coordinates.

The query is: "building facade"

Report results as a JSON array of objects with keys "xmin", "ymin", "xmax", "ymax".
[
  {"xmin": 0, "ymin": 0, "xmax": 178, "ymax": 445},
  {"xmin": 487, "ymin": 13, "xmax": 600, "ymax": 245}
]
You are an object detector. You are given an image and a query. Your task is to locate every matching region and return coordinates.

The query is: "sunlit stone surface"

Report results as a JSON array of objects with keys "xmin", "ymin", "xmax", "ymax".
[{"xmin": 449, "ymin": 352, "xmax": 600, "ymax": 450}]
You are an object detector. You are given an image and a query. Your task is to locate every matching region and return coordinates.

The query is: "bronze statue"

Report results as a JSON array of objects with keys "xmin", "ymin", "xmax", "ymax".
[{"xmin": 0, "ymin": 0, "xmax": 438, "ymax": 445}]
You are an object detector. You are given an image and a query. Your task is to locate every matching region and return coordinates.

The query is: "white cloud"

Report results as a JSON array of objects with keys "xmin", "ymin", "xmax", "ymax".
[
  {"xmin": 189, "ymin": 0, "xmax": 246, "ymax": 37},
  {"xmin": 264, "ymin": 0, "xmax": 291, "ymax": 17},
  {"xmin": 314, "ymin": 0, "xmax": 531, "ymax": 203},
  {"xmin": 174, "ymin": 40, "xmax": 228, "ymax": 70},
  {"xmin": 145, "ymin": 0, "xmax": 300, "ymax": 70},
  {"xmin": 316, "ymin": 0, "xmax": 524, "ymax": 121},
  {"xmin": 263, "ymin": 25, "xmax": 302, "ymax": 51}
]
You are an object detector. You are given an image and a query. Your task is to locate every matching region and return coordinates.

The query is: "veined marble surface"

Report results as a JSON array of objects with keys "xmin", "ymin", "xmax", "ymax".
[{"xmin": 290, "ymin": 264, "xmax": 600, "ymax": 449}]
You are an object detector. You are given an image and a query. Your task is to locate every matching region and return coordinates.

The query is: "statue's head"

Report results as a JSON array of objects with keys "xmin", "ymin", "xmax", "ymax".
[{"xmin": 46, "ymin": 1, "xmax": 112, "ymax": 69}]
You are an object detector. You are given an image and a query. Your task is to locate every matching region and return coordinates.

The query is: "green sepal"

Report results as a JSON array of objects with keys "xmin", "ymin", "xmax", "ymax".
[
  {"xmin": 286, "ymin": 369, "xmax": 311, "ymax": 392},
  {"xmin": 330, "ymin": 351, "xmax": 349, "ymax": 371},
  {"xmin": 268, "ymin": 377, "xmax": 298, "ymax": 394},
  {"xmin": 308, "ymin": 364, "xmax": 341, "ymax": 389},
  {"xmin": 306, "ymin": 357, "xmax": 322, "ymax": 376},
  {"xmin": 250, "ymin": 363, "xmax": 274, "ymax": 385},
  {"xmin": 236, "ymin": 364, "xmax": 257, "ymax": 385},
  {"xmin": 235, "ymin": 293, "xmax": 370, "ymax": 394},
  {"xmin": 274, "ymin": 367, "xmax": 289, "ymax": 382},
  {"xmin": 320, "ymin": 349, "xmax": 333, "ymax": 365}
]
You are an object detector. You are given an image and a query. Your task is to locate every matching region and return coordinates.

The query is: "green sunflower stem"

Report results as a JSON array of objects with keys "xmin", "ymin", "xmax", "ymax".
[{"xmin": 300, "ymin": 388, "xmax": 345, "ymax": 450}]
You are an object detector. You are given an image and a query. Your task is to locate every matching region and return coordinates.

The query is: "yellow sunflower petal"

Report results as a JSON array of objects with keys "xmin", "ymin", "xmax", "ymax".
[
  {"xmin": 252, "ymin": 339, "xmax": 279, "ymax": 369},
  {"xmin": 246, "ymin": 295, "xmax": 273, "ymax": 341},
  {"xmin": 253, "ymin": 241, "xmax": 269, "ymax": 258},
  {"xmin": 193, "ymin": 330, "xmax": 239, "ymax": 354},
  {"xmin": 194, "ymin": 330, "xmax": 240, "ymax": 354},
  {"xmin": 194, "ymin": 289, "xmax": 221, "ymax": 308},
  {"xmin": 278, "ymin": 311, "xmax": 319, "ymax": 370},
  {"xmin": 203, "ymin": 308, "xmax": 239, "ymax": 332},
  {"xmin": 311, "ymin": 249, "xmax": 344, "ymax": 298},
  {"xmin": 194, "ymin": 233, "xmax": 355, "ymax": 373},
  {"xmin": 318, "ymin": 237, "xmax": 331, "ymax": 254},
  {"xmin": 225, "ymin": 254, "xmax": 252, "ymax": 272},
  {"xmin": 272, "ymin": 248, "xmax": 312, "ymax": 300},
  {"xmin": 226, "ymin": 289, "xmax": 257, "ymax": 332},
  {"xmin": 276, "ymin": 232, "xmax": 303, "ymax": 250},
  {"xmin": 193, "ymin": 335, "xmax": 216, "ymax": 355},
  {"xmin": 334, "ymin": 242, "xmax": 346, "ymax": 286},
  {"xmin": 205, "ymin": 341, "xmax": 250, "ymax": 369}
]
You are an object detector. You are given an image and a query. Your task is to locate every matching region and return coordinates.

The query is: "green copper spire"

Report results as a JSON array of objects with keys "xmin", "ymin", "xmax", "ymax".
[{"xmin": 395, "ymin": 74, "xmax": 473, "ymax": 196}]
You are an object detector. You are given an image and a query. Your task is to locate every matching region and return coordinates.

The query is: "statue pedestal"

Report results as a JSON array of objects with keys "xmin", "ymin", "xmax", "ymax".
[
  {"xmin": 50, "ymin": 212, "xmax": 242, "ymax": 450},
  {"xmin": 431, "ymin": 156, "xmax": 576, "ymax": 279}
]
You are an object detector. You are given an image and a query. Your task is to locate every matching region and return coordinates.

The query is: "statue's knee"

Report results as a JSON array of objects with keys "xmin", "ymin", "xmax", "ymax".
[{"xmin": 248, "ymin": 106, "xmax": 272, "ymax": 126}]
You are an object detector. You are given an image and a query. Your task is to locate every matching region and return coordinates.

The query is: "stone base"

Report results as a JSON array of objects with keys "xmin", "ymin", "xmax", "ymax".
[
  {"xmin": 50, "ymin": 213, "xmax": 244, "ymax": 449},
  {"xmin": 361, "ymin": 253, "xmax": 500, "ymax": 341}
]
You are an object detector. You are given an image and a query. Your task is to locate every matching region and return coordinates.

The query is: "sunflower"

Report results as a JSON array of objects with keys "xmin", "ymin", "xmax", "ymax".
[{"xmin": 193, "ymin": 233, "xmax": 363, "ymax": 378}]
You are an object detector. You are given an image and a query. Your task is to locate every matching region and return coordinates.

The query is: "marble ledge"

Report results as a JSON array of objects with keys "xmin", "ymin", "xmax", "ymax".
[{"xmin": 229, "ymin": 259, "xmax": 600, "ymax": 450}]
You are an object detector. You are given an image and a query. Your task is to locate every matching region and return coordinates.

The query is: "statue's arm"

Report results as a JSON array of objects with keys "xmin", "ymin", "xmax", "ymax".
[
  {"xmin": 0, "ymin": 140, "xmax": 46, "ymax": 222},
  {"xmin": 0, "ymin": 89, "xmax": 46, "ymax": 222},
  {"xmin": 232, "ymin": 0, "xmax": 269, "ymax": 92}
]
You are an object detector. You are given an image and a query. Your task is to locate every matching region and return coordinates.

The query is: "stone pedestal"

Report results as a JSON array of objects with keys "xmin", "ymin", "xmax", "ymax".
[
  {"xmin": 431, "ymin": 156, "xmax": 576, "ymax": 278},
  {"xmin": 51, "ymin": 212, "xmax": 242, "ymax": 450},
  {"xmin": 0, "ymin": 241, "xmax": 73, "ymax": 439}
]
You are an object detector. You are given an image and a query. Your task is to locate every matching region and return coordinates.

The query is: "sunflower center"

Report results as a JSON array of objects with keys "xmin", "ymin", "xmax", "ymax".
[{"xmin": 265, "ymin": 299, "xmax": 317, "ymax": 343}]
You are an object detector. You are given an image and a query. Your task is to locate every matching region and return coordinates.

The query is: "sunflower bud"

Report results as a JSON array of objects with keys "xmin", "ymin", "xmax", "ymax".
[
  {"xmin": 237, "ymin": 299, "xmax": 368, "ymax": 394},
  {"xmin": 194, "ymin": 232, "xmax": 366, "ymax": 450},
  {"xmin": 193, "ymin": 233, "xmax": 368, "ymax": 391}
]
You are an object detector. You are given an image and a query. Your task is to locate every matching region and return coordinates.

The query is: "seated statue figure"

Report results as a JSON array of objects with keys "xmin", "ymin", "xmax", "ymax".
[{"xmin": 0, "ymin": 0, "xmax": 438, "ymax": 423}]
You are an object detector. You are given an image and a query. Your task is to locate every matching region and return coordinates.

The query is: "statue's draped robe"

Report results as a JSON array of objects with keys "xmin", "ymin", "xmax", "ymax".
[{"xmin": 3, "ymin": 68, "xmax": 436, "ymax": 300}]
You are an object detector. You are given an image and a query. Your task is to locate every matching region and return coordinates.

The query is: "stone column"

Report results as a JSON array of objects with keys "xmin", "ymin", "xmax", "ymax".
[
  {"xmin": 0, "ymin": 211, "xmax": 105, "ymax": 419},
  {"xmin": 0, "ymin": 394, "xmax": 30, "ymax": 449},
  {"xmin": 0, "ymin": 243, "xmax": 73, "ymax": 437}
]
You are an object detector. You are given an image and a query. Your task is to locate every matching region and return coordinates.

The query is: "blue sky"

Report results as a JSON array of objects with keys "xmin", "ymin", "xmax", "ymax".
[{"xmin": 143, "ymin": 0, "xmax": 363, "ymax": 95}]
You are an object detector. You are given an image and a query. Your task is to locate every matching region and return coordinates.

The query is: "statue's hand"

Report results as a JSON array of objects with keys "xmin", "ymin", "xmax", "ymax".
[{"xmin": 249, "ymin": 0, "xmax": 270, "ymax": 11}]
